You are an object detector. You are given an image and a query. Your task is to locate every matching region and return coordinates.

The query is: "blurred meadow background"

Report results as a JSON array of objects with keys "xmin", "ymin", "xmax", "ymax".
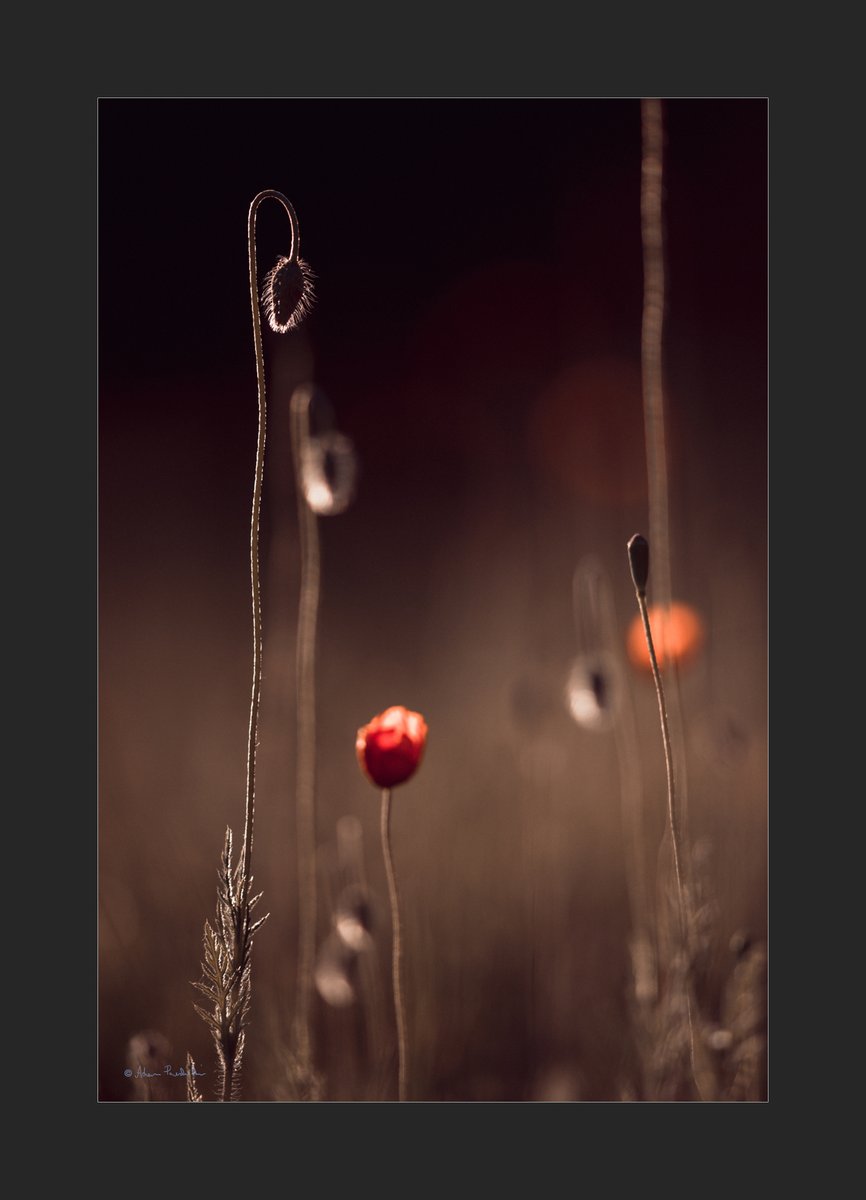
[{"xmin": 99, "ymin": 98, "xmax": 766, "ymax": 1101}]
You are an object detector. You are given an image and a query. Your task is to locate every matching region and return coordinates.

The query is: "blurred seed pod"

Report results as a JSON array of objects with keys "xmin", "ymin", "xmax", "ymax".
[
  {"xmin": 532, "ymin": 1064, "xmax": 583, "ymax": 1101},
  {"xmin": 565, "ymin": 651, "xmax": 621, "ymax": 732},
  {"xmin": 300, "ymin": 430, "xmax": 358, "ymax": 515},
  {"xmin": 706, "ymin": 1027, "xmax": 734, "ymax": 1052},
  {"xmin": 127, "ymin": 1028, "xmax": 170, "ymax": 1069},
  {"xmin": 315, "ymin": 932, "xmax": 357, "ymax": 1008},
  {"xmin": 126, "ymin": 1029, "xmax": 172, "ymax": 1101},
  {"xmin": 729, "ymin": 930, "xmax": 753, "ymax": 959},
  {"xmin": 720, "ymin": 935, "xmax": 766, "ymax": 1100},
  {"xmin": 261, "ymin": 255, "xmax": 316, "ymax": 333},
  {"xmin": 334, "ymin": 884, "xmax": 373, "ymax": 953}
]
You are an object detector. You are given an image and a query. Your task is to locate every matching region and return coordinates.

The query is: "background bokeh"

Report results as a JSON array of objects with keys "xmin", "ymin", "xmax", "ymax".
[{"xmin": 99, "ymin": 98, "xmax": 766, "ymax": 1101}]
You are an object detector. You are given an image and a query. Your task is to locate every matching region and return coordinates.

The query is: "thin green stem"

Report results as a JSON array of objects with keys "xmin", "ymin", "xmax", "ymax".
[
  {"xmin": 380, "ymin": 787, "xmax": 408, "ymax": 1101},
  {"xmin": 290, "ymin": 385, "xmax": 321, "ymax": 1076}
]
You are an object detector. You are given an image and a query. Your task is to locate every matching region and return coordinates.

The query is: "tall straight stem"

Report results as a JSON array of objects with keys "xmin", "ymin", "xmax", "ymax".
[
  {"xmin": 640, "ymin": 98, "xmax": 672, "ymax": 613},
  {"xmin": 291, "ymin": 388, "xmax": 321, "ymax": 1073},
  {"xmin": 380, "ymin": 787, "xmax": 407, "ymax": 1101},
  {"xmin": 640, "ymin": 101, "xmax": 692, "ymax": 869}
]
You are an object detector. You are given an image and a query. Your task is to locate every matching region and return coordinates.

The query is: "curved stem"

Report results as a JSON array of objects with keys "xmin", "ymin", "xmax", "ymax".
[
  {"xmin": 380, "ymin": 787, "xmax": 408, "ymax": 1101},
  {"xmin": 290, "ymin": 385, "xmax": 321, "ymax": 1073},
  {"xmin": 240, "ymin": 190, "xmax": 300, "ymax": 899},
  {"xmin": 634, "ymin": 585, "xmax": 701, "ymax": 1098},
  {"xmin": 636, "ymin": 592, "xmax": 684, "ymax": 929}
]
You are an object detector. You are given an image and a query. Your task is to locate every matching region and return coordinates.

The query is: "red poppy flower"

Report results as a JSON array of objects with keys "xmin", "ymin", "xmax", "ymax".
[
  {"xmin": 626, "ymin": 602, "xmax": 705, "ymax": 672},
  {"xmin": 356, "ymin": 706, "xmax": 428, "ymax": 789}
]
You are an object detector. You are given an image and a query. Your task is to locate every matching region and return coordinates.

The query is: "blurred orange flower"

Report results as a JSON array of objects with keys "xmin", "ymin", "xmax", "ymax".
[
  {"xmin": 627, "ymin": 602, "xmax": 705, "ymax": 672},
  {"xmin": 356, "ymin": 706, "xmax": 428, "ymax": 789}
]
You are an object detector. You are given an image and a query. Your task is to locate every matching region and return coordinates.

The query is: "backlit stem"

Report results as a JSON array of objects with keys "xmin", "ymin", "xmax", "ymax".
[{"xmin": 240, "ymin": 190, "xmax": 300, "ymax": 897}]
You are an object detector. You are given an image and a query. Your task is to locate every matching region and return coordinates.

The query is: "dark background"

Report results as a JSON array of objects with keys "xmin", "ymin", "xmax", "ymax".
[{"xmin": 99, "ymin": 98, "xmax": 766, "ymax": 1101}]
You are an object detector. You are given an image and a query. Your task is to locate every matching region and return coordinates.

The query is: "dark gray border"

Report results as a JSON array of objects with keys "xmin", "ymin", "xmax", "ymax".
[{"xmin": 30, "ymin": 15, "xmax": 787, "ymax": 1160}]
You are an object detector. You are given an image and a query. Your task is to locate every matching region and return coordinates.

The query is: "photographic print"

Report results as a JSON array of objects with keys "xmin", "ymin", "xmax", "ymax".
[{"xmin": 99, "ymin": 98, "xmax": 767, "ymax": 1102}]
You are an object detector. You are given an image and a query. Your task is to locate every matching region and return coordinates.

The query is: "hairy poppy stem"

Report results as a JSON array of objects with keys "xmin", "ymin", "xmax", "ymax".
[
  {"xmin": 380, "ymin": 787, "xmax": 408, "ymax": 1101},
  {"xmin": 241, "ymin": 190, "xmax": 300, "ymax": 899},
  {"xmin": 290, "ymin": 386, "xmax": 321, "ymax": 1084},
  {"xmin": 191, "ymin": 192, "xmax": 298, "ymax": 1104}
]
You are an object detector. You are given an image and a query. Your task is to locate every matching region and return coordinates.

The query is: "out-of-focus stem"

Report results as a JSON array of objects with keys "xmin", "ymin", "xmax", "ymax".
[
  {"xmin": 380, "ymin": 787, "xmax": 408, "ymax": 1101},
  {"xmin": 640, "ymin": 98, "xmax": 692, "ymax": 851},
  {"xmin": 290, "ymin": 385, "xmax": 321, "ymax": 1078},
  {"xmin": 640, "ymin": 99, "xmax": 671, "ymax": 613},
  {"xmin": 575, "ymin": 562, "xmax": 651, "ymax": 950},
  {"xmin": 600, "ymin": 583, "xmax": 651, "ymax": 952}
]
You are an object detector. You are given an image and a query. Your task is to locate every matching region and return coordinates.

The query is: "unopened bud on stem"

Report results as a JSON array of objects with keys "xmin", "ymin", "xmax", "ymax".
[{"xmin": 627, "ymin": 533, "xmax": 650, "ymax": 595}]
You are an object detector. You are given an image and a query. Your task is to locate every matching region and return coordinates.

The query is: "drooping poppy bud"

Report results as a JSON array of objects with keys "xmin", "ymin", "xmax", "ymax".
[
  {"xmin": 261, "ymin": 255, "xmax": 316, "ymax": 333},
  {"xmin": 356, "ymin": 706, "xmax": 428, "ymax": 789}
]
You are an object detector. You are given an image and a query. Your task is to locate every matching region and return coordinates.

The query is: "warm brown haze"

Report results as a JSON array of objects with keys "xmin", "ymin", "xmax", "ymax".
[{"xmin": 99, "ymin": 98, "xmax": 767, "ymax": 1102}]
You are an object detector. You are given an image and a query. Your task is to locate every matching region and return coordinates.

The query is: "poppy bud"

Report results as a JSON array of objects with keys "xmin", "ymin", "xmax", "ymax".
[
  {"xmin": 335, "ymin": 884, "xmax": 373, "ymax": 952},
  {"xmin": 565, "ymin": 651, "xmax": 621, "ymax": 732},
  {"xmin": 729, "ymin": 930, "xmax": 753, "ymax": 959},
  {"xmin": 627, "ymin": 533, "xmax": 650, "ymax": 594},
  {"xmin": 300, "ymin": 430, "xmax": 358, "ymax": 515},
  {"xmin": 356, "ymin": 706, "xmax": 428, "ymax": 789},
  {"xmin": 314, "ymin": 932, "xmax": 357, "ymax": 1007},
  {"xmin": 261, "ymin": 255, "xmax": 315, "ymax": 333}
]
